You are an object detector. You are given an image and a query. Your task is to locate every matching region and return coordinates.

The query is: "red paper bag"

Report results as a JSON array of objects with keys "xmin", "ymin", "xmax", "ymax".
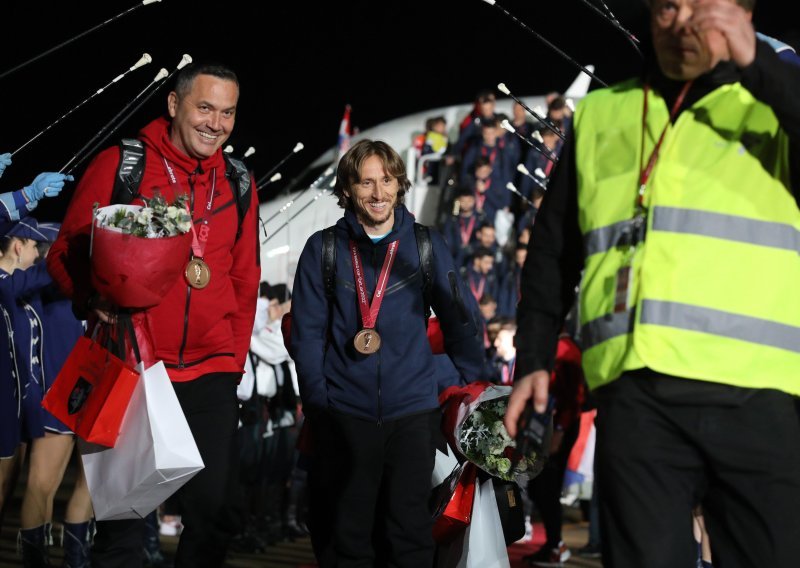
[
  {"xmin": 432, "ymin": 463, "xmax": 478, "ymax": 543},
  {"xmin": 42, "ymin": 336, "xmax": 140, "ymax": 447}
]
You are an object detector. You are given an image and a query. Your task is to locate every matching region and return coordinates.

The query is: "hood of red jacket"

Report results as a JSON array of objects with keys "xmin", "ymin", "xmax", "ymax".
[{"xmin": 138, "ymin": 116, "xmax": 226, "ymax": 175}]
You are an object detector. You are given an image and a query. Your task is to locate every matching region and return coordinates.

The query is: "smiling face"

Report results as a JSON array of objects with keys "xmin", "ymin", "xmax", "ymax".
[
  {"xmin": 345, "ymin": 154, "xmax": 400, "ymax": 235},
  {"xmin": 167, "ymin": 74, "xmax": 239, "ymax": 160},
  {"xmin": 650, "ymin": 0, "xmax": 739, "ymax": 80}
]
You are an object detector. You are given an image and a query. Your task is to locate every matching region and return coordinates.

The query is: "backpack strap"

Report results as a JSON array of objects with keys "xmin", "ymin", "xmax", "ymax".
[
  {"xmin": 414, "ymin": 223, "xmax": 434, "ymax": 320},
  {"xmin": 223, "ymin": 154, "xmax": 252, "ymax": 241},
  {"xmin": 322, "ymin": 226, "xmax": 337, "ymax": 300},
  {"xmin": 111, "ymin": 140, "xmax": 253, "ymax": 239},
  {"xmin": 320, "ymin": 224, "xmax": 433, "ymax": 315},
  {"xmin": 111, "ymin": 139, "xmax": 146, "ymax": 205}
]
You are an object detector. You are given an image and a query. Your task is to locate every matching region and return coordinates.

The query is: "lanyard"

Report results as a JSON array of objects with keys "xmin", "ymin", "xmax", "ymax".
[
  {"xmin": 161, "ymin": 157, "xmax": 217, "ymax": 258},
  {"xmin": 637, "ymin": 80, "xmax": 693, "ymax": 211},
  {"xmin": 470, "ymin": 273, "xmax": 485, "ymax": 302},
  {"xmin": 459, "ymin": 215, "xmax": 477, "ymax": 246},
  {"xmin": 481, "ymin": 145, "xmax": 498, "ymax": 165},
  {"xmin": 475, "ymin": 189, "xmax": 487, "ymax": 212},
  {"xmin": 349, "ymin": 240, "xmax": 399, "ymax": 329},
  {"xmin": 544, "ymin": 153, "xmax": 555, "ymax": 176},
  {"xmin": 501, "ymin": 358, "xmax": 515, "ymax": 386}
]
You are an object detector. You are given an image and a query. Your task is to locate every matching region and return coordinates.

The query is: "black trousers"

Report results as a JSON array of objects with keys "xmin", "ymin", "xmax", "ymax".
[
  {"xmin": 595, "ymin": 373, "xmax": 800, "ymax": 568},
  {"xmin": 308, "ymin": 409, "xmax": 439, "ymax": 568},
  {"xmin": 92, "ymin": 372, "xmax": 241, "ymax": 568}
]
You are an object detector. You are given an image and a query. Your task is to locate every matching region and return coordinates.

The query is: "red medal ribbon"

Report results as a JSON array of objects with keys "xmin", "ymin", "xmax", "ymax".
[
  {"xmin": 637, "ymin": 80, "xmax": 693, "ymax": 209},
  {"xmin": 459, "ymin": 215, "xmax": 477, "ymax": 246},
  {"xmin": 161, "ymin": 157, "xmax": 217, "ymax": 258},
  {"xmin": 349, "ymin": 239, "xmax": 399, "ymax": 329},
  {"xmin": 475, "ymin": 190, "xmax": 487, "ymax": 212},
  {"xmin": 545, "ymin": 154, "xmax": 555, "ymax": 177},
  {"xmin": 469, "ymin": 274, "xmax": 485, "ymax": 302},
  {"xmin": 501, "ymin": 358, "xmax": 515, "ymax": 386},
  {"xmin": 481, "ymin": 145, "xmax": 498, "ymax": 166}
]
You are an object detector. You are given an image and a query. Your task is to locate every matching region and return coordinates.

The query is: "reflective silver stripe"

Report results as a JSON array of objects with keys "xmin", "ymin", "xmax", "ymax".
[
  {"xmin": 582, "ymin": 309, "xmax": 635, "ymax": 350},
  {"xmin": 584, "ymin": 219, "xmax": 638, "ymax": 256},
  {"xmin": 652, "ymin": 206, "xmax": 800, "ymax": 253},
  {"xmin": 641, "ymin": 300, "xmax": 800, "ymax": 354}
]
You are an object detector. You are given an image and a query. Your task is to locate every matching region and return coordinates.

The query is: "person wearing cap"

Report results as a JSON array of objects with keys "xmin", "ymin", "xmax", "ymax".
[
  {"xmin": 0, "ymin": 218, "xmax": 53, "ymax": 516},
  {"xmin": 505, "ymin": 1, "xmax": 800, "ymax": 566},
  {"xmin": 0, "ymin": 218, "xmax": 91, "ymax": 566}
]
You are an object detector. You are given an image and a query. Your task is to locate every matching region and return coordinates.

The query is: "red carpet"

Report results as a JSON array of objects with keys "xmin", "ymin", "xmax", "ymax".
[
  {"xmin": 298, "ymin": 522, "xmax": 547, "ymax": 567},
  {"xmin": 508, "ymin": 522, "xmax": 547, "ymax": 567}
]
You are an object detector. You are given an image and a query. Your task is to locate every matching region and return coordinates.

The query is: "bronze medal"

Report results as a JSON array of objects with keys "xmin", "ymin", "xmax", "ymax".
[
  {"xmin": 354, "ymin": 328, "xmax": 381, "ymax": 355},
  {"xmin": 185, "ymin": 258, "xmax": 211, "ymax": 289}
]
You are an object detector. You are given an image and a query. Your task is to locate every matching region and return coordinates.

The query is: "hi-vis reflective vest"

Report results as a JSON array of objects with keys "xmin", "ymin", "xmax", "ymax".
[{"xmin": 574, "ymin": 78, "xmax": 800, "ymax": 394}]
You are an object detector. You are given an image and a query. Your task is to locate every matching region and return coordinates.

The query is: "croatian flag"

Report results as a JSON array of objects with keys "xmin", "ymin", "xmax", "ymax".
[{"xmin": 337, "ymin": 104, "xmax": 352, "ymax": 160}]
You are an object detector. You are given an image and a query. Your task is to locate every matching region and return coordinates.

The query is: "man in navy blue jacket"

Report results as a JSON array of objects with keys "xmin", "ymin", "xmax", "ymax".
[{"xmin": 290, "ymin": 139, "xmax": 484, "ymax": 567}]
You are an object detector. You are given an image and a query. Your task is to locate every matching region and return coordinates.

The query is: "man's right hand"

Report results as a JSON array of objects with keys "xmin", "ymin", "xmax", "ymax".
[
  {"xmin": 504, "ymin": 369, "xmax": 550, "ymax": 438},
  {"xmin": 89, "ymin": 294, "xmax": 116, "ymax": 324}
]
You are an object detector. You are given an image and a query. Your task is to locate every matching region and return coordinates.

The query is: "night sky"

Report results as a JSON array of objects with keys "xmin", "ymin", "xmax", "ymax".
[{"xmin": 1, "ymin": 0, "xmax": 795, "ymax": 221}]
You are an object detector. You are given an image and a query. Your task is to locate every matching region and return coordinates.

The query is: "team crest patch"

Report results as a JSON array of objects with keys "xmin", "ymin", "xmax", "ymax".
[{"xmin": 68, "ymin": 377, "xmax": 93, "ymax": 415}]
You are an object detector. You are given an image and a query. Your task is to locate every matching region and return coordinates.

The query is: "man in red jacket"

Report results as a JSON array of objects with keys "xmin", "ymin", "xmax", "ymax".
[{"xmin": 47, "ymin": 62, "xmax": 260, "ymax": 568}]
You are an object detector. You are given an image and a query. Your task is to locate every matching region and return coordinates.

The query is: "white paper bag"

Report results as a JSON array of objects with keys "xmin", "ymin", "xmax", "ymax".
[
  {"xmin": 432, "ymin": 443, "xmax": 460, "ymax": 488},
  {"xmin": 436, "ymin": 477, "xmax": 510, "ymax": 568},
  {"xmin": 80, "ymin": 361, "xmax": 205, "ymax": 520}
]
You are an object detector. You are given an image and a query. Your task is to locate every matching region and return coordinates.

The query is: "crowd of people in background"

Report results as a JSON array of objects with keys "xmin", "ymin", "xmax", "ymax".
[
  {"xmin": 0, "ymin": 82, "xmax": 606, "ymax": 567},
  {"xmin": 2, "ymin": 1, "xmax": 799, "ymax": 565}
]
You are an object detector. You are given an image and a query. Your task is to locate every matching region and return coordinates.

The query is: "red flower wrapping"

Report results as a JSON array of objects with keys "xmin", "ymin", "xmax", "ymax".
[
  {"xmin": 432, "ymin": 462, "xmax": 478, "ymax": 543},
  {"xmin": 438, "ymin": 381, "xmax": 495, "ymax": 459},
  {"xmin": 91, "ymin": 225, "xmax": 191, "ymax": 309}
]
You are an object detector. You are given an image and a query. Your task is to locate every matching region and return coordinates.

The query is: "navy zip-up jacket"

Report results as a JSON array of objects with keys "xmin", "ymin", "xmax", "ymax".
[{"xmin": 290, "ymin": 205, "xmax": 485, "ymax": 422}]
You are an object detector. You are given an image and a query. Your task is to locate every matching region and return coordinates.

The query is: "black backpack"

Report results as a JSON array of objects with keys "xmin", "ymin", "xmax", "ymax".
[
  {"xmin": 112, "ymin": 138, "xmax": 253, "ymax": 240},
  {"xmin": 321, "ymin": 223, "xmax": 435, "ymax": 320}
]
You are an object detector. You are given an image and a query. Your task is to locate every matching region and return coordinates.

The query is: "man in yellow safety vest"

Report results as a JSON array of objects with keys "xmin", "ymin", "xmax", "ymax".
[{"xmin": 505, "ymin": 1, "xmax": 800, "ymax": 566}]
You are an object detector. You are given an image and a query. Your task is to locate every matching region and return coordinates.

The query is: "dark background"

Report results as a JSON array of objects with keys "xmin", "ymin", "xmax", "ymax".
[{"xmin": 0, "ymin": 0, "xmax": 795, "ymax": 221}]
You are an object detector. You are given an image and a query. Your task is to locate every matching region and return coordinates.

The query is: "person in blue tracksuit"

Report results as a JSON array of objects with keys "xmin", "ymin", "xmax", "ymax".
[
  {"xmin": 290, "ymin": 139, "xmax": 485, "ymax": 567},
  {"xmin": 0, "ymin": 218, "xmax": 57, "ymax": 548},
  {"xmin": 0, "ymin": 219, "xmax": 93, "ymax": 566}
]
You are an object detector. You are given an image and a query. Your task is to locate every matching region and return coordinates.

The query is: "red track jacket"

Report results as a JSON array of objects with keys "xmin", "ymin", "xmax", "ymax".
[{"xmin": 47, "ymin": 117, "xmax": 260, "ymax": 381}]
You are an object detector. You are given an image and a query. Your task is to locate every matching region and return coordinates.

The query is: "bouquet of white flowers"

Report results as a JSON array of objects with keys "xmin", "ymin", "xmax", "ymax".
[
  {"xmin": 434, "ymin": 382, "xmax": 542, "ymax": 565},
  {"xmin": 442, "ymin": 382, "xmax": 544, "ymax": 483},
  {"xmin": 99, "ymin": 193, "xmax": 193, "ymax": 238},
  {"xmin": 459, "ymin": 397, "xmax": 525, "ymax": 481}
]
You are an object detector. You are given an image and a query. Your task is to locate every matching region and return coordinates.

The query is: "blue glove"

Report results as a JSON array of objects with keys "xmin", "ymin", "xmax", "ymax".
[
  {"xmin": 22, "ymin": 172, "xmax": 75, "ymax": 201},
  {"xmin": 0, "ymin": 153, "xmax": 11, "ymax": 178}
]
